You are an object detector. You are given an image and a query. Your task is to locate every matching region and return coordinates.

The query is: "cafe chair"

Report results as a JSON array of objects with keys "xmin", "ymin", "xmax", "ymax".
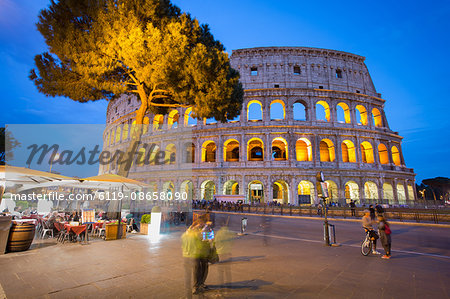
[{"xmin": 41, "ymin": 221, "xmax": 54, "ymax": 239}]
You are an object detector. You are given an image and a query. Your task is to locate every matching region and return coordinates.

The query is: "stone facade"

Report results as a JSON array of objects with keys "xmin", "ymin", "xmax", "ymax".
[{"xmin": 100, "ymin": 47, "xmax": 417, "ymax": 206}]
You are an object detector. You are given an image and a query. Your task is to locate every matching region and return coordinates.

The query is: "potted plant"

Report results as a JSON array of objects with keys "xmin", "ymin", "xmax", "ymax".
[
  {"xmin": 140, "ymin": 214, "xmax": 151, "ymax": 235},
  {"xmin": 105, "ymin": 220, "xmax": 127, "ymax": 241}
]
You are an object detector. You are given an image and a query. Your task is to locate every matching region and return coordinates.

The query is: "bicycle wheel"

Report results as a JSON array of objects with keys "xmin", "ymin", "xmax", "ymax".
[{"xmin": 361, "ymin": 237, "xmax": 372, "ymax": 256}]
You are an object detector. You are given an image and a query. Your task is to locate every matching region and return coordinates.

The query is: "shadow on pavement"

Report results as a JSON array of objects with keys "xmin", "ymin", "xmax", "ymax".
[
  {"xmin": 208, "ymin": 279, "xmax": 273, "ymax": 291},
  {"xmin": 225, "ymin": 255, "xmax": 265, "ymax": 263}
]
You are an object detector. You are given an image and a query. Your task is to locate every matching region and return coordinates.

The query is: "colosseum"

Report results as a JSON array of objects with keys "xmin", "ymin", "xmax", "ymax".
[{"xmin": 100, "ymin": 46, "xmax": 417, "ymax": 206}]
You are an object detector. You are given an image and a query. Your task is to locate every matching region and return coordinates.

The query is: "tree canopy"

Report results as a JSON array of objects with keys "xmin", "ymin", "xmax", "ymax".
[{"xmin": 30, "ymin": 0, "xmax": 243, "ymax": 124}]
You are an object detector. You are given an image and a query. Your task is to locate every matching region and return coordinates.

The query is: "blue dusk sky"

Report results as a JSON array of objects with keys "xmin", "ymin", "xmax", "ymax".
[{"xmin": 0, "ymin": 0, "xmax": 449, "ymax": 182}]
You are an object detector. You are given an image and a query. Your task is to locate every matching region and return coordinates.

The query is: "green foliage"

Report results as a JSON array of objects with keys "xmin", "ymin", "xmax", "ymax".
[
  {"xmin": 30, "ymin": 0, "xmax": 243, "ymax": 123},
  {"xmin": 0, "ymin": 127, "xmax": 21, "ymax": 165},
  {"xmin": 140, "ymin": 214, "xmax": 151, "ymax": 224}
]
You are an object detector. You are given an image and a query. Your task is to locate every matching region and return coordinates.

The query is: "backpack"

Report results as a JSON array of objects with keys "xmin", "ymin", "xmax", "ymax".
[{"xmin": 384, "ymin": 223, "xmax": 391, "ymax": 235}]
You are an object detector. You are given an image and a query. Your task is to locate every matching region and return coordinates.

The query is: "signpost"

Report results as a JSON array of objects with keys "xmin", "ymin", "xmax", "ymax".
[{"xmin": 317, "ymin": 171, "xmax": 331, "ymax": 246}]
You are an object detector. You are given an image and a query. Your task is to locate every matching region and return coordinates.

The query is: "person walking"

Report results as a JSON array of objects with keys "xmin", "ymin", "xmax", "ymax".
[
  {"xmin": 378, "ymin": 215, "xmax": 392, "ymax": 259},
  {"xmin": 181, "ymin": 222, "xmax": 201, "ymax": 298},
  {"xmin": 350, "ymin": 200, "xmax": 356, "ymax": 217},
  {"xmin": 375, "ymin": 203, "xmax": 384, "ymax": 217},
  {"xmin": 215, "ymin": 220, "xmax": 235, "ymax": 287},
  {"xmin": 369, "ymin": 205, "xmax": 376, "ymax": 221}
]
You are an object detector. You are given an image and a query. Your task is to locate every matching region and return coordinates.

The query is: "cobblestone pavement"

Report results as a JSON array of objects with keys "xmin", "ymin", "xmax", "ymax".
[{"xmin": 0, "ymin": 214, "xmax": 449, "ymax": 299}]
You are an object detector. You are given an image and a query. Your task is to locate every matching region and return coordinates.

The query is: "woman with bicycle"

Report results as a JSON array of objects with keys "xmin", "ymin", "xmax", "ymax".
[
  {"xmin": 362, "ymin": 209, "xmax": 381, "ymax": 255},
  {"xmin": 378, "ymin": 215, "xmax": 392, "ymax": 259}
]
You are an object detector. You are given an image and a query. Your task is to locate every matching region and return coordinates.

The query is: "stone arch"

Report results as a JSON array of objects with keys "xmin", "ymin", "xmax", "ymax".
[
  {"xmin": 115, "ymin": 126, "xmax": 121, "ymax": 143},
  {"xmin": 184, "ymin": 107, "xmax": 196, "ymax": 127},
  {"xmin": 224, "ymin": 139, "xmax": 240, "ymax": 162},
  {"xmin": 397, "ymin": 183, "xmax": 406, "ymax": 205},
  {"xmin": 372, "ymin": 108, "xmax": 383, "ymax": 127},
  {"xmin": 298, "ymin": 180, "xmax": 315, "ymax": 204},
  {"xmin": 162, "ymin": 181, "xmax": 175, "ymax": 199},
  {"xmin": 223, "ymin": 180, "xmax": 239, "ymax": 195},
  {"xmin": 201, "ymin": 180, "xmax": 216, "ymax": 201},
  {"xmin": 383, "ymin": 183, "xmax": 394, "ymax": 204},
  {"xmin": 378, "ymin": 143, "xmax": 389, "ymax": 164},
  {"xmin": 364, "ymin": 181, "xmax": 378, "ymax": 201},
  {"xmin": 180, "ymin": 180, "xmax": 194, "ymax": 201},
  {"xmin": 248, "ymin": 180, "xmax": 264, "ymax": 203},
  {"xmin": 392, "ymin": 146, "xmax": 401, "ymax": 166},
  {"xmin": 272, "ymin": 137, "xmax": 288, "ymax": 160},
  {"xmin": 345, "ymin": 181, "xmax": 359, "ymax": 203},
  {"xmin": 247, "ymin": 100, "xmax": 263, "ymax": 121},
  {"xmin": 184, "ymin": 142, "xmax": 195, "ymax": 163},
  {"xmin": 272, "ymin": 180, "xmax": 289, "ymax": 204},
  {"xmin": 168, "ymin": 110, "xmax": 179, "ymax": 129},
  {"xmin": 153, "ymin": 114, "xmax": 164, "ymax": 131},
  {"xmin": 270, "ymin": 99, "xmax": 285, "ymax": 120},
  {"xmin": 143, "ymin": 117, "xmax": 150, "ymax": 134},
  {"xmin": 136, "ymin": 147, "xmax": 146, "ymax": 167},
  {"xmin": 109, "ymin": 129, "xmax": 114, "ymax": 145},
  {"xmin": 247, "ymin": 138, "xmax": 264, "ymax": 161},
  {"xmin": 360, "ymin": 141, "xmax": 374, "ymax": 163},
  {"xmin": 325, "ymin": 180, "xmax": 339, "ymax": 202},
  {"xmin": 355, "ymin": 105, "xmax": 368, "ymax": 126},
  {"xmin": 148, "ymin": 144, "xmax": 160, "ymax": 165},
  {"xmin": 407, "ymin": 184, "xmax": 415, "ymax": 201},
  {"xmin": 316, "ymin": 100, "xmax": 330, "ymax": 122},
  {"xmin": 341, "ymin": 140, "xmax": 356, "ymax": 163},
  {"xmin": 293, "ymin": 101, "xmax": 307, "ymax": 121},
  {"xmin": 320, "ymin": 139, "xmax": 335, "ymax": 162},
  {"xmin": 122, "ymin": 123, "xmax": 129, "ymax": 140},
  {"xmin": 337, "ymin": 102, "xmax": 351, "ymax": 123},
  {"xmin": 165, "ymin": 144, "xmax": 176, "ymax": 164},
  {"xmin": 201, "ymin": 141, "xmax": 216, "ymax": 162},
  {"xmin": 296, "ymin": 138, "xmax": 312, "ymax": 161}
]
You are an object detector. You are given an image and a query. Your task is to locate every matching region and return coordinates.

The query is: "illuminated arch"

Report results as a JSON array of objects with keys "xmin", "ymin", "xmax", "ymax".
[
  {"xmin": 162, "ymin": 181, "xmax": 175, "ymax": 199},
  {"xmin": 383, "ymin": 183, "xmax": 394, "ymax": 204},
  {"xmin": 337, "ymin": 102, "xmax": 351, "ymax": 123},
  {"xmin": 325, "ymin": 180, "xmax": 339, "ymax": 202},
  {"xmin": 293, "ymin": 101, "xmax": 307, "ymax": 121},
  {"xmin": 407, "ymin": 185, "xmax": 414, "ymax": 201},
  {"xmin": 180, "ymin": 180, "xmax": 194, "ymax": 201},
  {"xmin": 115, "ymin": 126, "xmax": 121, "ymax": 143},
  {"xmin": 320, "ymin": 139, "xmax": 335, "ymax": 162},
  {"xmin": 153, "ymin": 114, "xmax": 164, "ymax": 131},
  {"xmin": 272, "ymin": 137, "xmax": 288, "ymax": 160},
  {"xmin": 378, "ymin": 144, "xmax": 389, "ymax": 164},
  {"xmin": 355, "ymin": 105, "xmax": 368, "ymax": 125},
  {"xmin": 345, "ymin": 181, "xmax": 359, "ymax": 203},
  {"xmin": 202, "ymin": 141, "xmax": 216, "ymax": 162},
  {"xmin": 248, "ymin": 180, "xmax": 264, "ymax": 203},
  {"xmin": 372, "ymin": 108, "xmax": 383, "ymax": 127},
  {"xmin": 184, "ymin": 142, "xmax": 195, "ymax": 163},
  {"xmin": 341, "ymin": 140, "xmax": 356, "ymax": 163},
  {"xmin": 168, "ymin": 110, "xmax": 179, "ymax": 129},
  {"xmin": 360, "ymin": 141, "xmax": 374, "ymax": 163},
  {"xmin": 122, "ymin": 123, "xmax": 129, "ymax": 140},
  {"xmin": 247, "ymin": 138, "xmax": 264, "ymax": 161},
  {"xmin": 200, "ymin": 180, "xmax": 216, "ymax": 201},
  {"xmin": 223, "ymin": 180, "xmax": 239, "ymax": 195},
  {"xmin": 130, "ymin": 120, "xmax": 138, "ymax": 137},
  {"xmin": 392, "ymin": 146, "xmax": 401, "ymax": 166},
  {"xmin": 316, "ymin": 100, "xmax": 330, "ymax": 122},
  {"xmin": 165, "ymin": 144, "xmax": 176, "ymax": 164},
  {"xmin": 270, "ymin": 100, "xmax": 285, "ymax": 120},
  {"xmin": 142, "ymin": 117, "xmax": 150, "ymax": 134},
  {"xmin": 298, "ymin": 180, "xmax": 315, "ymax": 204},
  {"xmin": 397, "ymin": 183, "xmax": 406, "ymax": 204},
  {"xmin": 296, "ymin": 138, "xmax": 312, "ymax": 161},
  {"xmin": 224, "ymin": 139, "xmax": 240, "ymax": 162},
  {"xmin": 247, "ymin": 100, "xmax": 263, "ymax": 121},
  {"xmin": 273, "ymin": 180, "xmax": 289, "ymax": 204},
  {"xmin": 184, "ymin": 107, "xmax": 196, "ymax": 127},
  {"xmin": 364, "ymin": 181, "xmax": 378, "ymax": 200},
  {"xmin": 148, "ymin": 144, "xmax": 160, "ymax": 165}
]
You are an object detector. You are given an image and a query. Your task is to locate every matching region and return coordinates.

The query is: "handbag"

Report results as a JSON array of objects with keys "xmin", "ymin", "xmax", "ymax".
[{"xmin": 208, "ymin": 245, "xmax": 219, "ymax": 264}]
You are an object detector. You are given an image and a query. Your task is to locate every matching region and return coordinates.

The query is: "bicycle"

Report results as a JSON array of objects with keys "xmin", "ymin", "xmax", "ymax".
[{"xmin": 361, "ymin": 229, "xmax": 376, "ymax": 256}]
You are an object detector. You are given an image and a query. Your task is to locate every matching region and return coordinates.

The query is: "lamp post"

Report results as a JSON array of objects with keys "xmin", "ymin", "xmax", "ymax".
[{"xmin": 317, "ymin": 171, "xmax": 330, "ymax": 246}]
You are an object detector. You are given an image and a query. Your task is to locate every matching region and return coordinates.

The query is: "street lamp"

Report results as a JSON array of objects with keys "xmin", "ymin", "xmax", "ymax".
[
  {"xmin": 49, "ymin": 153, "xmax": 60, "ymax": 173},
  {"xmin": 316, "ymin": 171, "xmax": 331, "ymax": 246}
]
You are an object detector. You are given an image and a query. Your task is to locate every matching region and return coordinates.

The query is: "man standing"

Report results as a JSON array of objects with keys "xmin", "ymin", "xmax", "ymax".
[
  {"xmin": 350, "ymin": 200, "xmax": 356, "ymax": 217},
  {"xmin": 362, "ymin": 209, "xmax": 381, "ymax": 254}
]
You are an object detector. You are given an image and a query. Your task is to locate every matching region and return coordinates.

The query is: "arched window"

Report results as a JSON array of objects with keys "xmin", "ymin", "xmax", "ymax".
[
  {"xmin": 293, "ymin": 102, "xmax": 306, "ymax": 121},
  {"xmin": 392, "ymin": 146, "xmax": 401, "ymax": 166},
  {"xmin": 273, "ymin": 180, "xmax": 289, "ymax": 204},
  {"xmin": 355, "ymin": 105, "xmax": 368, "ymax": 125},
  {"xmin": 337, "ymin": 102, "xmax": 351, "ymax": 123},
  {"xmin": 247, "ymin": 100, "xmax": 263, "ymax": 121},
  {"xmin": 341, "ymin": 140, "xmax": 356, "ymax": 162},
  {"xmin": 248, "ymin": 180, "xmax": 264, "ymax": 203},
  {"xmin": 325, "ymin": 180, "xmax": 339, "ymax": 202},
  {"xmin": 165, "ymin": 144, "xmax": 176, "ymax": 164},
  {"xmin": 201, "ymin": 180, "xmax": 216, "ymax": 200},
  {"xmin": 319, "ymin": 139, "xmax": 335, "ymax": 162},
  {"xmin": 296, "ymin": 138, "xmax": 312, "ymax": 161},
  {"xmin": 115, "ymin": 126, "xmax": 121, "ymax": 143},
  {"xmin": 345, "ymin": 181, "xmax": 359, "ymax": 203},
  {"xmin": 397, "ymin": 183, "xmax": 406, "ymax": 204},
  {"xmin": 153, "ymin": 114, "xmax": 164, "ymax": 131},
  {"xmin": 184, "ymin": 143, "xmax": 195, "ymax": 163},
  {"xmin": 184, "ymin": 107, "xmax": 196, "ymax": 127},
  {"xmin": 360, "ymin": 141, "xmax": 374, "ymax": 163},
  {"xmin": 372, "ymin": 108, "xmax": 383, "ymax": 127},
  {"xmin": 223, "ymin": 180, "xmax": 239, "ymax": 195},
  {"xmin": 247, "ymin": 138, "xmax": 264, "ymax": 161},
  {"xmin": 270, "ymin": 100, "xmax": 285, "ymax": 120},
  {"xmin": 168, "ymin": 110, "xmax": 179, "ymax": 129},
  {"xmin": 364, "ymin": 181, "xmax": 378, "ymax": 200},
  {"xmin": 298, "ymin": 180, "xmax": 315, "ymax": 204},
  {"xmin": 224, "ymin": 139, "xmax": 240, "ymax": 162},
  {"xmin": 316, "ymin": 100, "xmax": 330, "ymax": 122},
  {"xmin": 272, "ymin": 137, "xmax": 288, "ymax": 160},
  {"xmin": 378, "ymin": 144, "xmax": 389, "ymax": 164},
  {"xmin": 202, "ymin": 141, "xmax": 216, "ymax": 162},
  {"xmin": 407, "ymin": 185, "xmax": 414, "ymax": 201}
]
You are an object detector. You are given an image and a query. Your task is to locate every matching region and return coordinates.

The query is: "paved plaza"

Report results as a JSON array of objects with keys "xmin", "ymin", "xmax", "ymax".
[{"xmin": 0, "ymin": 213, "xmax": 449, "ymax": 299}]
